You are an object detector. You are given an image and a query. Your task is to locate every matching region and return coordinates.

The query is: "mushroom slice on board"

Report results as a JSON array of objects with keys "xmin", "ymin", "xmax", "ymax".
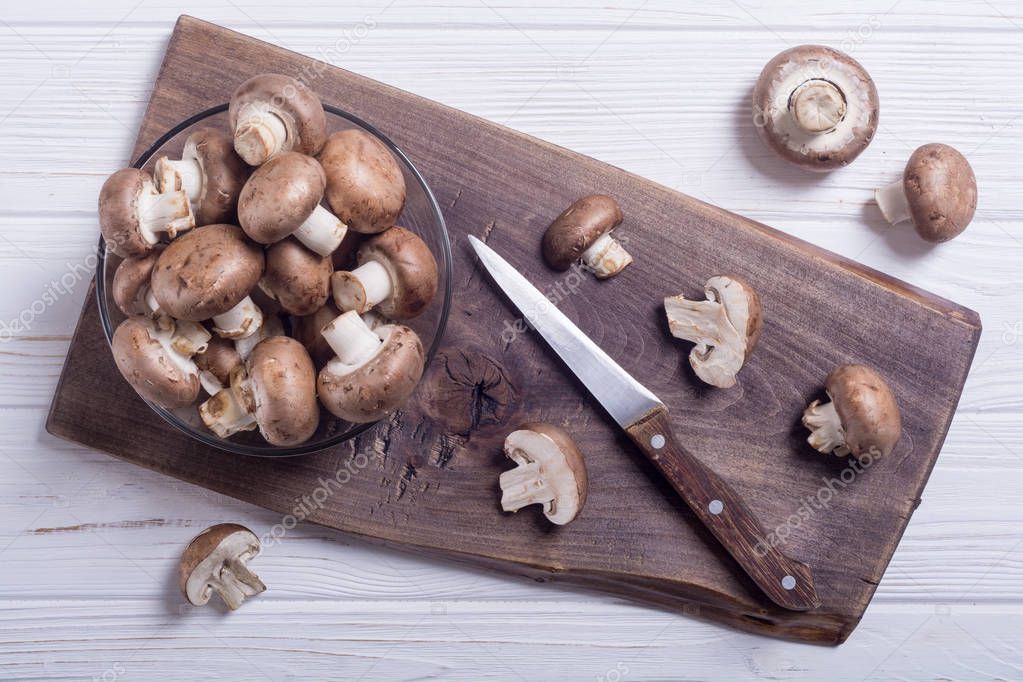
[
  {"xmin": 752, "ymin": 45, "xmax": 879, "ymax": 171},
  {"xmin": 803, "ymin": 364, "xmax": 901, "ymax": 463},
  {"xmin": 316, "ymin": 311, "xmax": 425, "ymax": 423},
  {"xmin": 111, "ymin": 316, "xmax": 209, "ymax": 409},
  {"xmin": 199, "ymin": 336, "xmax": 319, "ymax": 446},
  {"xmin": 179, "ymin": 524, "xmax": 266, "ymax": 610},
  {"xmin": 260, "ymin": 238, "xmax": 333, "ymax": 316},
  {"xmin": 155, "ymin": 127, "xmax": 250, "ymax": 225},
  {"xmin": 874, "ymin": 143, "xmax": 978, "ymax": 243},
  {"xmin": 150, "ymin": 223, "xmax": 265, "ymax": 339},
  {"xmin": 99, "ymin": 168, "xmax": 195, "ymax": 257},
  {"xmin": 499, "ymin": 423, "xmax": 588, "ymax": 525},
  {"xmin": 319, "ymin": 129, "xmax": 407, "ymax": 235},
  {"xmin": 664, "ymin": 275, "xmax": 763, "ymax": 388},
  {"xmin": 331, "ymin": 226, "xmax": 438, "ymax": 320},
  {"xmin": 238, "ymin": 152, "xmax": 347, "ymax": 257},
  {"xmin": 542, "ymin": 194, "xmax": 631, "ymax": 279},
  {"xmin": 229, "ymin": 73, "xmax": 326, "ymax": 166}
]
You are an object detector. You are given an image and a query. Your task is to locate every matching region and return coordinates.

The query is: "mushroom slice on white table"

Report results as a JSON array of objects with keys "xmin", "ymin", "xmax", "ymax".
[{"xmin": 179, "ymin": 524, "xmax": 266, "ymax": 610}]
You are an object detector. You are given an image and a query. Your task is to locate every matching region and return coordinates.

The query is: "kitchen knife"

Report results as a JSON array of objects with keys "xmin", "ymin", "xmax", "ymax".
[{"xmin": 469, "ymin": 235, "xmax": 820, "ymax": 612}]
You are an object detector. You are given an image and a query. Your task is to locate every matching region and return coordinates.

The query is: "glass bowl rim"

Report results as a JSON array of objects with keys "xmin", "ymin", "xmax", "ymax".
[{"xmin": 95, "ymin": 102, "xmax": 453, "ymax": 457}]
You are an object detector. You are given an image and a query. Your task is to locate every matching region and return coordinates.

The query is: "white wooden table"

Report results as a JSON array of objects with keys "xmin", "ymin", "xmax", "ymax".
[{"xmin": 1, "ymin": 1, "xmax": 1021, "ymax": 679}]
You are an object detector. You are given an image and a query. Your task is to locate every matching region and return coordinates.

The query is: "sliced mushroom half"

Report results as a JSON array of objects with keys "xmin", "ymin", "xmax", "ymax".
[
  {"xmin": 500, "ymin": 423, "xmax": 588, "ymax": 525},
  {"xmin": 179, "ymin": 523, "xmax": 266, "ymax": 610}
]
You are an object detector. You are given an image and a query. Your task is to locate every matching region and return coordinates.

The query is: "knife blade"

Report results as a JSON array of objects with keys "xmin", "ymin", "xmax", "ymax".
[{"xmin": 469, "ymin": 235, "xmax": 820, "ymax": 612}]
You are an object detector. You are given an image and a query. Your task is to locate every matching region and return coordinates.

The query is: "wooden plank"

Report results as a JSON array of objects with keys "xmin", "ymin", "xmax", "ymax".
[{"xmin": 46, "ymin": 16, "xmax": 980, "ymax": 644}]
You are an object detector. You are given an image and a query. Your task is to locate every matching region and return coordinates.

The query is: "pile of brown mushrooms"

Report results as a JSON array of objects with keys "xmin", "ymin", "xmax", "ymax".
[{"xmin": 102, "ymin": 73, "xmax": 438, "ymax": 446}]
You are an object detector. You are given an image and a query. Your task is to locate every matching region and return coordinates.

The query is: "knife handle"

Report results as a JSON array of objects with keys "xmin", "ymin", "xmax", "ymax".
[{"xmin": 625, "ymin": 407, "xmax": 821, "ymax": 611}]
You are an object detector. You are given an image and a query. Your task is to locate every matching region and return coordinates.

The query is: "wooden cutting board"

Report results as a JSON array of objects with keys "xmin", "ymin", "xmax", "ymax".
[{"xmin": 47, "ymin": 16, "xmax": 980, "ymax": 645}]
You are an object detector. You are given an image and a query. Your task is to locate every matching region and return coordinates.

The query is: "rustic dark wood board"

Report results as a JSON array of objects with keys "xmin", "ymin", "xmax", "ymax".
[{"xmin": 47, "ymin": 16, "xmax": 981, "ymax": 644}]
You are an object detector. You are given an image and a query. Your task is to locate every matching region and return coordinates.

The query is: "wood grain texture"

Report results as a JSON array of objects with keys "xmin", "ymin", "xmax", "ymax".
[{"xmin": 42, "ymin": 15, "xmax": 982, "ymax": 645}]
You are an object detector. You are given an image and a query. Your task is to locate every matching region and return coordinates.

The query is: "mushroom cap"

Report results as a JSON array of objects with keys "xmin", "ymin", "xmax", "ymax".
[
  {"xmin": 194, "ymin": 335, "xmax": 243, "ymax": 386},
  {"xmin": 112, "ymin": 249, "xmax": 161, "ymax": 316},
  {"xmin": 99, "ymin": 168, "xmax": 155, "ymax": 257},
  {"xmin": 228, "ymin": 73, "xmax": 326, "ymax": 158},
  {"xmin": 238, "ymin": 152, "xmax": 326, "ymax": 244},
  {"xmin": 151, "ymin": 223, "xmax": 265, "ymax": 321},
  {"xmin": 291, "ymin": 300, "xmax": 341, "ymax": 368},
  {"xmin": 542, "ymin": 194, "xmax": 623, "ymax": 270},
  {"xmin": 505, "ymin": 422, "xmax": 588, "ymax": 525},
  {"xmin": 246, "ymin": 336, "xmax": 319, "ymax": 446},
  {"xmin": 355, "ymin": 226, "xmax": 438, "ymax": 319},
  {"xmin": 825, "ymin": 364, "xmax": 901, "ymax": 461},
  {"xmin": 319, "ymin": 129, "xmax": 406, "ymax": 234},
  {"xmin": 111, "ymin": 316, "xmax": 200, "ymax": 408},
  {"xmin": 902, "ymin": 143, "xmax": 978, "ymax": 242},
  {"xmin": 317, "ymin": 324, "xmax": 425, "ymax": 423},
  {"xmin": 178, "ymin": 523, "xmax": 260, "ymax": 602},
  {"xmin": 752, "ymin": 45, "xmax": 879, "ymax": 171},
  {"xmin": 262, "ymin": 238, "xmax": 333, "ymax": 316},
  {"xmin": 709, "ymin": 275, "xmax": 763, "ymax": 360},
  {"xmin": 182, "ymin": 127, "xmax": 250, "ymax": 225}
]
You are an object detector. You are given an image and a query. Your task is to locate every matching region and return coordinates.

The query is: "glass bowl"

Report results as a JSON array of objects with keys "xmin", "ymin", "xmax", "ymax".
[{"xmin": 96, "ymin": 104, "xmax": 452, "ymax": 456}]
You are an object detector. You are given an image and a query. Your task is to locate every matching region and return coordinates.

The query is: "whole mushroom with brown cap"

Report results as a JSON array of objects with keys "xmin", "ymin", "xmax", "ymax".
[
  {"xmin": 99, "ymin": 168, "xmax": 195, "ymax": 257},
  {"xmin": 179, "ymin": 523, "xmax": 266, "ymax": 610},
  {"xmin": 199, "ymin": 336, "xmax": 319, "ymax": 446},
  {"xmin": 874, "ymin": 143, "xmax": 978, "ymax": 243},
  {"xmin": 803, "ymin": 364, "xmax": 901, "ymax": 463},
  {"xmin": 111, "ymin": 316, "xmax": 209, "ymax": 409},
  {"xmin": 112, "ymin": 249, "xmax": 161, "ymax": 316},
  {"xmin": 542, "ymin": 194, "xmax": 632, "ymax": 279},
  {"xmin": 752, "ymin": 45, "xmax": 879, "ymax": 171},
  {"xmin": 331, "ymin": 226, "xmax": 438, "ymax": 319},
  {"xmin": 317, "ymin": 311, "xmax": 425, "ymax": 423},
  {"xmin": 195, "ymin": 335, "xmax": 243, "ymax": 396},
  {"xmin": 664, "ymin": 275, "xmax": 763, "ymax": 388},
  {"xmin": 499, "ymin": 423, "xmax": 588, "ymax": 525},
  {"xmin": 155, "ymin": 127, "xmax": 249, "ymax": 225},
  {"xmin": 260, "ymin": 238, "xmax": 333, "ymax": 316},
  {"xmin": 150, "ymin": 224, "xmax": 266, "ymax": 339},
  {"xmin": 238, "ymin": 152, "xmax": 347, "ymax": 257},
  {"xmin": 229, "ymin": 73, "xmax": 326, "ymax": 166},
  {"xmin": 319, "ymin": 129, "xmax": 406, "ymax": 235}
]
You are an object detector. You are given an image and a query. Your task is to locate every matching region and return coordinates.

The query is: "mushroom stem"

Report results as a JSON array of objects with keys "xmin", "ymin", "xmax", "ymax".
[
  {"xmin": 802, "ymin": 399, "xmax": 849, "ymax": 456},
  {"xmin": 499, "ymin": 459, "xmax": 555, "ymax": 512},
  {"xmin": 223, "ymin": 556, "xmax": 267, "ymax": 599},
  {"xmin": 874, "ymin": 180, "xmax": 912, "ymax": 225},
  {"xmin": 170, "ymin": 321, "xmax": 212, "ymax": 356},
  {"xmin": 155, "ymin": 156, "xmax": 204, "ymax": 202},
  {"xmin": 332, "ymin": 260, "xmax": 392, "ymax": 314},
  {"xmin": 788, "ymin": 79, "xmax": 847, "ymax": 133},
  {"xmin": 212, "ymin": 296, "xmax": 264, "ymax": 340},
  {"xmin": 199, "ymin": 379, "xmax": 257, "ymax": 438},
  {"xmin": 234, "ymin": 110, "xmax": 288, "ymax": 166},
  {"xmin": 321, "ymin": 311, "xmax": 382, "ymax": 368},
  {"xmin": 580, "ymin": 232, "xmax": 632, "ymax": 279},
  {"xmin": 294, "ymin": 204, "xmax": 347, "ymax": 257},
  {"xmin": 235, "ymin": 314, "xmax": 284, "ymax": 361},
  {"xmin": 137, "ymin": 186, "xmax": 195, "ymax": 242},
  {"xmin": 198, "ymin": 371, "xmax": 225, "ymax": 396},
  {"xmin": 148, "ymin": 323, "xmax": 200, "ymax": 380}
]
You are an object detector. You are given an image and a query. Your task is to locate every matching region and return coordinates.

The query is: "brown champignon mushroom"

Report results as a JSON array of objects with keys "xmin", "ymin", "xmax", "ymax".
[
  {"xmin": 155, "ymin": 127, "xmax": 250, "ymax": 225},
  {"xmin": 499, "ymin": 423, "xmax": 588, "ymax": 525},
  {"xmin": 99, "ymin": 168, "xmax": 195, "ymax": 257},
  {"xmin": 199, "ymin": 336, "xmax": 319, "ymax": 445},
  {"xmin": 179, "ymin": 523, "xmax": 266, "ymax": 610},
  {"xmin": 330, "ymin": 226, "xmax": 438, "ymax": 319},
  {"xmin": 111, "ymin": 316, "xmax": 208, "ymax": 409},
  {"xmin": 291, "ymin": 300, "xmax": 341, "ymax": 368},
  {"xmin": 317, "ymin": 311, "xmax": 425, "ymax": 423},
  {"xmin": 112, "ymin": 249, "xmax": 162, "ymax": 316},
  {"xmin": 195, "ymin": 335, "xmax": 243, "ymax": 396},
  {"xmin": 874, "ymin": 143, "xmax": 978, "ymax": 243},
  {"xmin": 319, "ymin": 129, "xmax": 406, "ymax": 235},
  {"xmin": 150, "ymin": 224, "xmax": 265, "ymax": 339},
  {"xmin": 803, "ymin": 364, "xmax": 901, "ymax": 463},
  {"xmin": 260, "ymin": 238, "xmax": 333, "ymax": 316},
  {"xmin": 237, "ymin": 152, "xmax": 347, "ymax": 256},
  {"xmin": 664, "ymin": 275, "xmax": 762, "ymax": 388},
  {"xmin": 752, "ymin": 45, "xmax": 879, "ymax": 171},
  {"xmin": 542, "ymin": 194, "xmax": 632, "ymax": 278},
  {"xmin": 228, "ymin": 73, "xmax": 326, "ymax": 166}
]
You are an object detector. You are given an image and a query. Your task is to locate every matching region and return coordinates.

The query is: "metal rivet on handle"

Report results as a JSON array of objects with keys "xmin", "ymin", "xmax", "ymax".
[
  {"xmin": 781, "ymin": 575, "xmax": 797, "ymax": 590},
  {"xmin": 650, "ymin": 434, "xmax": 665, "ymax": 449},
  {"xmin": 708, "ymin": 499, "xmax": 724, "ymax": 515}
]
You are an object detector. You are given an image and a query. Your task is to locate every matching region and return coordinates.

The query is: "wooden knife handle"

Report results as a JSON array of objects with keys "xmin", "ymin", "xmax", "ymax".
[{"xmin": 625, "ymin": 407, "xmax": 821, "ymax": 611}]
